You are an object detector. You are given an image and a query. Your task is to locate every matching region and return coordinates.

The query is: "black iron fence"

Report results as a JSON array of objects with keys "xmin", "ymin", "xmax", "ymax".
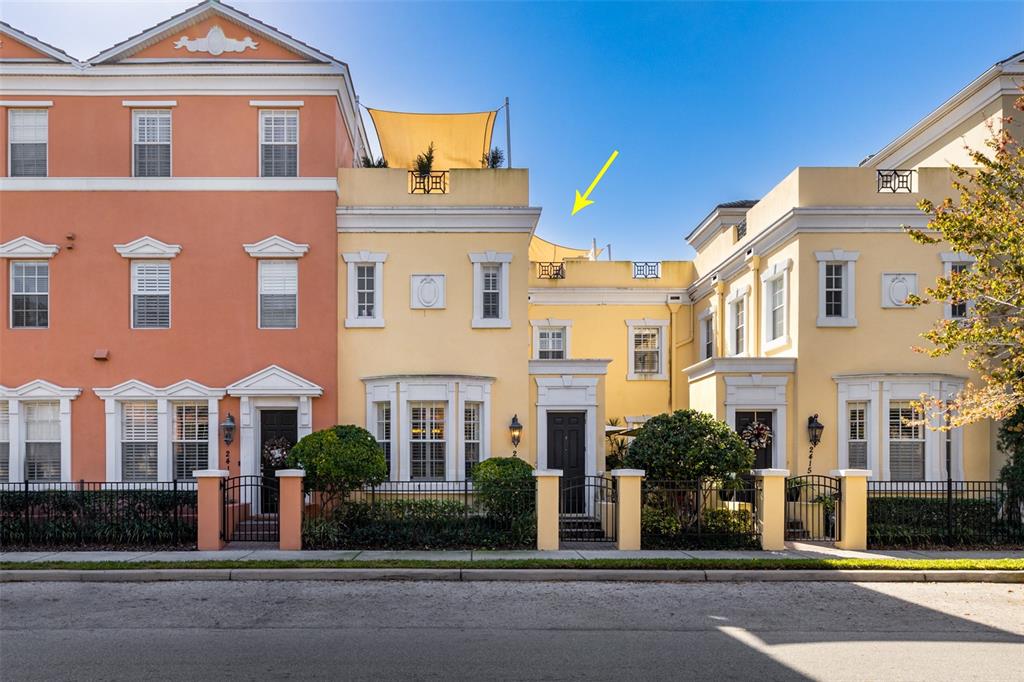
[
  {"xmin": 785, "ymin": 475, "xmax": 841, "ymax": 542},
  {"xmin": 222, "ymin": 476, "xmax": 280, "ymax": 543},
  {"xmin": 560, "ymin": 475, "xmax": 616, "ymax": 544},
  {"xmin": 303, "ymin": 480, "xmax": 535, "ymax": 550},
  {"xmin": 868, "ymin": 480, "xmax": 1024, "ymax": 548},
  {"xmin": 641, "ymin": 478, "xmax": 759, "ymax": 549},
  {"xmin": 0, "ymin": 480, "xmax": 197, "ymax": 549}
]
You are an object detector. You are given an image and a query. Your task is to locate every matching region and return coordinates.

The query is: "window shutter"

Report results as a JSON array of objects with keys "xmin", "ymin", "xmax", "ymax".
[
  {"xmin": 260, "ymin": 260, "xmax": 298, "ymax": 328},
  {"xmin": 132, "ymin": 261, "xmax": 171, "ymax": 328}
]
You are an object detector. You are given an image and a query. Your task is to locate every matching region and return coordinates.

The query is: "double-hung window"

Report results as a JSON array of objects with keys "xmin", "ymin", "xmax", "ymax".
[
  {"xmin": 482, "ymin": 265, "xmax": 501, "ymax": 319},
  {"xmin": 464, "ymin": 402, "xmax": 482, "ymax": 479},
  {"xmin": 537, "ymin": 327, "xmax": 566, "ymax": 359},
  {"xmin": 173, "ymin": 402, "xmax": 208, "ymax": 480},
  {"xmin": 0, "ymin": 402, "xmax": 10, "ymax": 481},
  {"xmin": 410, "ymin": 402, "xmax": 446, "ymax": 481},
  {"xmin": 131, "ymin": 261, "xmax": 171, "ymax": 328},
  {"xmin": 132, "ymin": 110, "xmax": 171, "ymax": 177},
  {"xmin": 121, "ymin": 401, "xmax": 158, "ymax": 482},
  {"xmin": 816, "ymin": 250, "xmax": 858, "ymax": 326},
  {"xmin": 9, "ymin": 109, "xmax": 48, "ymax": 177},
  {"xmin": 847, "ymin": 402, "xmax": 868, "ymax": 470},
  {"xmin": 259, "ymin": 260, "xmax": 298, "ymax": 328},
  {"xmin": 733, "ymin": 298, "xmax": 745, "ymax": 355},
  {"xmin": 24, "ymin": 401, "xmax": 60, "ymax": 482},
  {"xmin": 888, "ymin": 401, "xmax": 924, "ymax": 481},
  {"xmin": 634, "ymin": 327, "xmax": 661, "ymax": 374},
  {"xmin": 260, "ymin": 110, "xmax": 298, "ymax": 177},
  {"xmin": 356, "ymin": 264, "xmax": 376, "ymax": 319},
  {"xmin": 374, "ymin": 402, "xmax": 391, "ymax": 478},
  {"xmin": 10, "ymin": 261, "xmax": 49, "ymax": 328},
  {"xmin": 768, "ymin": 278, "xmax": 785, "ymax": 340},
  {"xmin": 949, "ymin": 262, "xmax": 969, "ymax": 320},
  {"xmin": 469, "ymin": 253, "xmax": 512, "ymax": 328},
  {"xmin": 824, "ymin": 263, "xmax": 844, "ymax": 317},
  {"xmin": 701, "ymin": 315, "xmax": 714, "ymax": 360}
]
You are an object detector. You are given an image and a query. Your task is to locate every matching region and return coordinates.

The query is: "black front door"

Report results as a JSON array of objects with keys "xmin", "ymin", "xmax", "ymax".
[
  {"xmin": 548, "ymin": 412, "xmax": 586, "ymax": 510},
  {"xmin": 735, "ymin": 410, "xmax": 774, "ymax": 469},
  {"xmin": 259, "ymin": 410, "xmax": 297, "ymax": 514}
]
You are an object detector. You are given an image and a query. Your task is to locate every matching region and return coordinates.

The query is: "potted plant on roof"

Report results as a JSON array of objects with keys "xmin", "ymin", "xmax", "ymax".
[{"xmin": 414, "ymin": 142, "xmax": 436, "ymax": 177}]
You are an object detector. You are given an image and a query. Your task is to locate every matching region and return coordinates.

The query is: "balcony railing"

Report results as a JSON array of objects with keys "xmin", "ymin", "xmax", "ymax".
[
  {"xmin": 877, "ymin": 169, "xmax": 915, "ymax": 193},
  {"xmin": 536, "ymin": 262, "xmax": 566, "ymax": 279},
  {"xmin": 408, "ymin": 170, "xmax": 449, "ymax": 194},
  {"xmin": 632, "ymin": 261, "xmax": 661, "ymax": 279}
]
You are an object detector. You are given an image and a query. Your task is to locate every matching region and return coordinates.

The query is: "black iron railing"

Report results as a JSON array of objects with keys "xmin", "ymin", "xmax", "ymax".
[
  {"xmin": 222, "ymin": 475, "xmax": 280, "ymax": 543},
  {"xmin": 408, "ymin": 170, "xmax": 449, "ymax": 194},
  {"xmin": 785, "ymin": 475, "xmax": 840, "ymax": 542},
  {"xmin": 632, "ymin": 261, "xmax": 661, "ymax": 279},
  {"xmin": 303, "ymin": 480, "xmax": 535, "ymax": 550},
  {"xmin": 0, "ymin": 480, "xmax": 197, "ymax": 549},
  {"xmin": 642, "ymin": 478, "xmax": 759, "ymax": 549},
  {"xmin": 536, "ymin": 262, "xmax": 566, "ymax": 279},
  {"xmin": 867, "ymin": 480, "xmax": 1023, "ymax": 548},
  {"xmin": 559, "ymin": 475, "xmax": 616, "ymax": 543},
  {"xmin": 877, "ymin": 169, "xmax": 915, "ymax": 193}
]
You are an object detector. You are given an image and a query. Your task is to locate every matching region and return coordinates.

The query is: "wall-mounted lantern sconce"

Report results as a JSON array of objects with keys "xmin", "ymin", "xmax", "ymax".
[
  {"xmin": 509, "ymin": 414, "xmax": 523, "ymax": 456},
  {"xmin": 221, "ymin": 413, "xmax": 236, "ymax": 446},
  {"xmin": 805, "ymin": 414, "xmax": 824, "ymax": 474}
]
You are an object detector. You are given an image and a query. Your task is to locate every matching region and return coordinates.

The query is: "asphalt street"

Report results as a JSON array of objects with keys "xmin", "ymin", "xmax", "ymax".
[{"xmin": 1, "ymin": 580, "xmax": 1022, "ymax": 680}]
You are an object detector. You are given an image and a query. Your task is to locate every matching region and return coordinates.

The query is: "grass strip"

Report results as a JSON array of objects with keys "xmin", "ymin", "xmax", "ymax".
[{"xmin": 1, "ymin": 558, "xmax": 1022, "ymax": 571}]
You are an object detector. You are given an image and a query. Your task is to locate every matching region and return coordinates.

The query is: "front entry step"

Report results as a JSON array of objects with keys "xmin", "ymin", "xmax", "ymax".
[{"xmin": 560, "ymin": 516, "xmax": 607, "ymax": 541}]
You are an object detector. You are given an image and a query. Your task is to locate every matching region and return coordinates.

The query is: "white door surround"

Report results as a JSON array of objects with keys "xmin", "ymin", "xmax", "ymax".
[
  {"xmin": 534, "ymin": 375, "xmax": 600, "ymax": 477},
  {"xmin": 724, "ymin": 374, "xmax": 789, "ymax": 470},
  {"xmin": 226, "ymin": 365, "xmax": 322, "ymax": 477}
]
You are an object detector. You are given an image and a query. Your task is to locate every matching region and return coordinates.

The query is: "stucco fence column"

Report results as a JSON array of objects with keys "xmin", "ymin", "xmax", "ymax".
[
  {"xmin": 533, "ymin": 469, "xmax": 562, "ymax": 551},
  {"xmin": 193, "ymin": 469, "xmax": 229, "ymax": 551},
  {"xmin": 832, "ymin": 469, "xmax": 871, "ymax": 550},
  {"xmin": 753, "ymin": 469, "xmax": 789, "ymax": 551},
  {"xmin": 276, "ymin": 469, "xmax": 306, "ymax": 551},
  {"xmin": 611, "ymin": 469, "xmax": 645, "ymax": 550}
]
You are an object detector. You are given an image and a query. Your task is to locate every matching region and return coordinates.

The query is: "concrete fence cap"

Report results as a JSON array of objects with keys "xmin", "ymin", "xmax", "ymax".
[
  {"xmin": 610, "ymin": 469, "xmax": 646, "ymax": 477},
  {"xmin": 532, "ymin": 469, "xmax": 563, "ymax": 478},
  {"xmin": 192, "ymin": 469, "xmax": 229, "ymax": 478},
  {"xmin": 752, "ymin": 468, "xmax": 789, "ymax": 477},
  {"xmin": 275, "ymin": 469, "xmax": 306, "ymax": 478},
  {"xmin": 830, "ymin": 469, "xmax": 873, "ymax": 477}
]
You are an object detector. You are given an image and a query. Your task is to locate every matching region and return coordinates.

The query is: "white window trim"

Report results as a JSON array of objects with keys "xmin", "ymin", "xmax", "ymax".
[
  {"xmin": 7, "ymin": 108, "xmax": 48, "ymax": 178},
  {"xmin": 835, "ymin": 379, "xmax": 879, "ymax": 478},
  {"xmin": 940, "ymin": 252, "xmax": 975, "ymax": 321},
  {"xmin": 530, "ymin": 318, "xmax": 572, "ymax": 360},
  {"xmin": 256, "ymin": 260, "xmax": 298, "ymax": 330},
  {"xmin": 880, "ymin": 378, "xmax": 963, "ymax": 482},
  {"xmin": 94, "ymin": 380, "xmax": 224, "ymax": 483},
  {"xmin": 364, "ymin": 376, "xmax": 493, "ymax": 482},
  {"xmin": 8, "ymin": 259, "xmax": 50, "ymax": 330},
  {"xmin": 0, "ymin": 381, "xmax": 80, "ymax": 484},
  {"xmin": 130, "ymin": 260, "xmax": 172, "ymax": 330},
  {"xmin": 626, "ymin": 318, "xmax": 669, "ymax": 381},
  {"xmin": 815, "ymin": 249, "xmax": 859, "ymax": 327},
  {"xmin": 760, "ymin": 258, "xmax": 792, "ymax": 351},
  {"xmin": 130, "ymin": 109, "xmax": 172, "ymax": 178},
  {"xmin": 698, "ymin": 306, "xmax": 715, "ymax": 361},
  {"xmin": 258, "ymin": 109, "xmax": 300, "ymax": 178},
  {"xmin": 244, "ymin": 239, "xmax": 307, "ymax": 331},
  {"xmin": 0, "ymin": 236, "xmax": 59, "ymax": 259},
  {"xmin": 114, "ymin": 236, "xmax": 181, "ymax": 259},
  {"xmin": 469, "ymin": 251, "xmax": 512, "ymax": 328},
  {"xmin": 725, "ymin": 285, "xmax": 750, "ymax": 357},
  {"xmin": 342, "ymin": 251, "xmax": 387, "ymax": 328}
]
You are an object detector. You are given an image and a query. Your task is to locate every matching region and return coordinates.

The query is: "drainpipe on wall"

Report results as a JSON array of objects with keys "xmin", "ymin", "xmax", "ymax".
[
  {"xmin": 667, "ymin": 299, "xmax": 682, "ymax": 412},
  {"xmin": 714, "ymin": 281, "xmax": 727, "ymax": 358},
  {"xmin": 748, "ymin": 255, "xmax": 761, "ymax": 356}
]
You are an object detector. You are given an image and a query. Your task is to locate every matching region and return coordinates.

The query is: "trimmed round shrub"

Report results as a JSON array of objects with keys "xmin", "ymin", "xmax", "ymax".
[
  {"xmin": 287, "ymin": 425, "xmax": 387, "ymax": 500},
  {"xmin": 623, "ymin": 409, "xmax": 754, "ymax": 481},
  {"xmin": 472, "ymin": 457, "xmax": 535, "ymax": 522}
]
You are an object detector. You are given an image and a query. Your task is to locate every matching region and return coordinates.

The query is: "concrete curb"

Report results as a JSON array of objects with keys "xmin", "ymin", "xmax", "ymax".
[{"xmin": 1, "ymin": 568, "xmax": 1021, "ymax": 583}]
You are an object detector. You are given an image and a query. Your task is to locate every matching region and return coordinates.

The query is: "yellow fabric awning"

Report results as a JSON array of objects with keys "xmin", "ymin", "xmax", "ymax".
[
  {"xmin": 529, "ymin": 235, "xmax": 602, "ymax": 262},
  {"xmin": 368, "ymin": 109, "xmax": 497, "ymax": 170}
]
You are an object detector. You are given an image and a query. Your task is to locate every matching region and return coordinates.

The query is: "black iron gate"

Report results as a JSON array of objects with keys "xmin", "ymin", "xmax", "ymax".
[
  {"xmin": 559, "ymin": 475, "xmax": 616, "ymax": 544},
  {"xmin": 784, "ymin": 475, "xmax": 840, "ymax": 542},
  {"xmin": 222, "ymin": 475, "xmax": 280, "ymax": 543}
]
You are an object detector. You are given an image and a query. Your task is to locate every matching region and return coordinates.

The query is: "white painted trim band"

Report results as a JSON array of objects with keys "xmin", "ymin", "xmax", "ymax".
[
  {"xmin": 122, "ymin": 100, "xmax": 177, "ymax": 107},
  {"xmin": 0, "ymin": 100, "xmax": 53, "ymax": 107},
  {"xmin": 250, "ymin": 100, "xmax": 305, "ymax": 107},
  {"xmin": 0, "ymin": 177, "xmax": 339, "ymax": 192}
]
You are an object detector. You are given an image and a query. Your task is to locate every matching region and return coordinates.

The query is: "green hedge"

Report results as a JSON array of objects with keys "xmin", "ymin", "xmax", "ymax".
[
  {"xmin": 303, "ymin": 498, "xmax": 536, "ymax": 550},
  {"xmin": 867, "ymin": 496, "xmax": 1023, "ymax": 548},
  {"xmin": 0, "ymin": 489, "xmax": 198, "ymax": 549},
  {"xmin": 641, "ymin": 504, "xmax": 759, "ymax": 550}
]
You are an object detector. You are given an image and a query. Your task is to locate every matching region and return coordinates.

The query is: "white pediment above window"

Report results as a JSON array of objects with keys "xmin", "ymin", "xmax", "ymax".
[
  {"xmin": 114, "ymin": 236, "xmax": 182, "ymax": 259},
  {"xmin": 0, "ymin": 380, "xmax": 81, "ymax": 399},
  {"xmin": 94, "ymin": 380, "xmax": 163, "ymax": 400},
  {"xmin": 94, "ymin": 379, "xmax": 224, "ymax": 401},
  {"xmin": 164, "ymin": 380, "xmax": 226, "ymax": 399},
  {"xmin": 0, "ymin": 236, "xmax": 60, "ymax": 259},
  {"xmin": 227, "ymin": 365, "xmax": 323, "ymax": 397},
  {"xmin": 243, "ymin": 236, "xmax": 310, "ymax": 258}
]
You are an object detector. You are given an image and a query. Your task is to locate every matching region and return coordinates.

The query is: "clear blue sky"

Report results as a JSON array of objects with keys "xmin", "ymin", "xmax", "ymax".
[{"xmin": 3, "ymin": 1, "xmax": 1022, "ymax": 260}]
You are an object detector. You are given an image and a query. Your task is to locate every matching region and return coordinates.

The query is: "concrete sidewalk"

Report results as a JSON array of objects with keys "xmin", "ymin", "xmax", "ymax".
[{"xmin": 2, "ymin": 542, "xmax": 1023, "ymax": 563}]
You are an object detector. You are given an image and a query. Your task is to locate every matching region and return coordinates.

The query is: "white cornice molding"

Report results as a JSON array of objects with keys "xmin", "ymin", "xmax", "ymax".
[
  {"xmin": 114, "ymin": 236, "xmax": 181, "ymax": 259},
  {"xmin": 683, "ymin": 357, "xmax": 797, "ymax": 382},
  {"xmin": 529, "ymin": 287, "xmax": 689, "ymax": 306},
  {"xmin": 243, "ymin": 235, "xmax": 309, "ymax": 258},
  {"xmin": 685, "ymin": 205, "xmax": 752, "ymax": 249},
  {"xmin": 250, "ymin": 99, "xmax": 304, "ymax": 107},
  {"xmin": 832, "ymin": 372, "xmax": 968, "ymax": 384},
  {"xmin": 0, "ymin": 177, "xmax": 338, "ymax": 192},
  {"xmin": 341, "ymin": 251, "xmax": 387, "ymax": 263},
  {"xmin": 469, "ymin": 251, "xmax": 513, "ymax": 264},
  {"xmin": 0, "ymin": 100, "xmax": 53, "ymax": 107},
  {"xmin": 337, "ymin": 207, "xmax": 542, "ymax": 233},
  {"xmin": 814, "ymin": 249, "xmax": 860, "ymax": 262},
  {"xmin": 227, "ymin": 365, "xmax": 323, "ymax": 397},
  {"xmin": 0, "ymin": 380, "xmax": 81, "ymax": 399},
  {"xmin": 0, "ymin": 236, "xmax": 59, "ymax": 258},
  {"xmin": 122, "ymin": 100, "xmax": 177, "ymax": 107},
  {"xmin": 528, "ymin": 359, "xmax": 611, "ymax": 375}
]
